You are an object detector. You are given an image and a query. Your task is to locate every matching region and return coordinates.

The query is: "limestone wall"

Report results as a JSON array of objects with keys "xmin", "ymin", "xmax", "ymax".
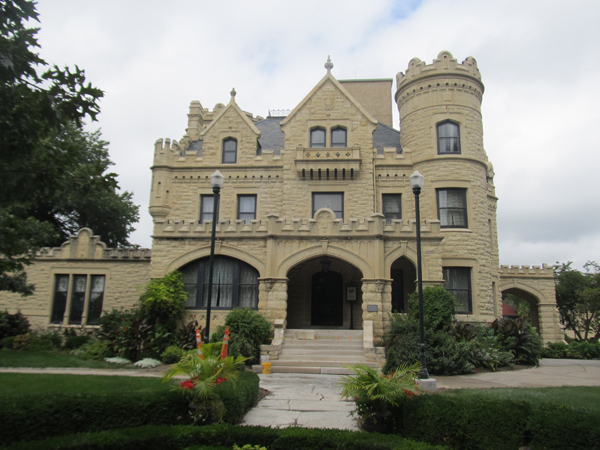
[{"xmin": 0, "ymin": 229, "xmax": 150, "ymax": 329}]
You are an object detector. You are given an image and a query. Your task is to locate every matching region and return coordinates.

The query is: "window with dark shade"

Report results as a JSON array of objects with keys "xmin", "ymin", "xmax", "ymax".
[
  {"xmin": 69, "ymin": 275, "xmax": 87, "ymax": 324},
  {"xmin": 223, "ymin": 138, "xmax": 237, "ymax": 163},
  {"xmin": 238, "ymin": 195, "xmax": 257, "ymax": 224},
  {"xmin": 312, "ymin": 192, "xmax": 343, "ymax": 219},
  {"xmin": 180, "ymin": 256, "xmax": 259, "ymax": 310},
  {"xmin": 382, "ymin": 194, "xmax": 402, "ymax": 223},
  {"xmin": 87, "ymin": 275, "xmax": 105, "ymax": 325},
  {"xmin": 443, "ymin": 267, "xmax": 472, "ymax": 314},
  {"xmin": 331, "ymin": 127, "xmax": 347, "ymax": 147},
  {"xmin": 51, "ymin": 274, "xmax": 105, "ymax": 326},
  {"xmin": 51, "ymin": 275, "xmax": 69, "ymax": 324},
  {"xmin": 437, "ymin": 188, "xmax": 468, "ymax": 228},
  {"xmin": 437, "ymin": 121, "xmax": 461, "ymax": 154},
  {"xmin": 310, "ymin": 128, "xmax": 326, "ymax": 147}
]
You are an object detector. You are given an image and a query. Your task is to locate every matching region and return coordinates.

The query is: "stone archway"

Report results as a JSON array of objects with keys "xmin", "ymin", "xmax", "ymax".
[
  {"xmin": 389, "ymin": 256, "xmax": 417, "ymax": 313},
  {"xmin": 501, "ymin": 287, "xmax": 540, "ymax": 331},
  {"xmin": 286, "ymin": 256, "xmax": 363, "ymax": 329}
]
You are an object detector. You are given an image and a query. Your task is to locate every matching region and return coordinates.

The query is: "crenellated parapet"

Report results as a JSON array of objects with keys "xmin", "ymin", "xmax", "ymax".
[
  {"xmin": 153, "ymin": 210, "xmax": 441, "ymax": 240},
  {"xmin": 35, "ymin": 228, "xmax": 151, "ymax": 261},
  {"xmin": 395, "ymin": 51, "xmax": 484, "ymax": 107},
  {"xmin": 499, "ymin": 264, "xmax": 554, "ymax": 278}
]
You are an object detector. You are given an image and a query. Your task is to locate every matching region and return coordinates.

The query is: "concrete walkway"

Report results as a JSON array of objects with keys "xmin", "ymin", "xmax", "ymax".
[
  {"xmin": 241, "ymin": 373, "xmax": 359, "ymax": 430},
  {"xmin": 2, "ymin": 359, "xmax": 599, "ymax": 430}
]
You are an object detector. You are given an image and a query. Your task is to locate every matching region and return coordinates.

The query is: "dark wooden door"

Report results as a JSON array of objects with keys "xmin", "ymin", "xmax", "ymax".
[
  {"xmin": 391, "ymin": 269, "xmax": 404, "ymax": 313},
  {"xmin": 311, "ymin": 270, "xmax": 343, "ymax": 326}
]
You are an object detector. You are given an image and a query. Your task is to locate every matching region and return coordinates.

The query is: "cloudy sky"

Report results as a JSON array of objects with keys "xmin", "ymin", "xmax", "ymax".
[{"xmin": 32, "ymin": 0, "xmax": 599, "ymax": 270}]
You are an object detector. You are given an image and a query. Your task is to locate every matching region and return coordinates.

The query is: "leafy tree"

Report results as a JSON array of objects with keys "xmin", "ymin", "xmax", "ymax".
[
  {"xmin": 503, "ymin": 293, "xmax": 531, "ymax": 321},
  {"xmin": 0, "ymin": 0, "xmax": 138, "ymax": 295},
  {"xmin": 555, "ymin": 261, "xmax": 600, "ymax": 341},
  {"xmin": 408, "ymin": 286, "xmax": 458, "ymax": 332}
]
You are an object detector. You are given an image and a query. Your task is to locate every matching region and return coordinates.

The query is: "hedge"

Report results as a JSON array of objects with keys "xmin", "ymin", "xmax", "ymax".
[
  {"xmin": 3, "ymin": 424, "xmax": 447, "ymax": 450},
  {"xmin": 390, "ymin": 394, "xmax": 600, "ymax": 450},
  {"xmin": 0, "ymin": 371, "xmax": 259, "ymax": 445}
]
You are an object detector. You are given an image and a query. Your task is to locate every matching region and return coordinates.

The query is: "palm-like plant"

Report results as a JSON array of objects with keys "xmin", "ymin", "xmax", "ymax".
[
  {"xmin": 339, "ymin": 363, "xmax": 421, "ymax": 416},
  {"xmin": 162, "ymin": 342, "xmax": 248, "ymax": 401}
]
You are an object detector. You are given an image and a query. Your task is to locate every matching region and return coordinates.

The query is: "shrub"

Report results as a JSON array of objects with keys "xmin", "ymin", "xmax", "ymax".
[
  {"xmin": 542, "ymin": 340, "xmax": 600, "ymax": 359},
  {"xmin": 408, "ymin": 286, "xmax": 457, "ymax": 332},
  {"xmin": 491, "ymin": 318, "xmax": 542, "ymax": 365},
  {"xmin": 27, "ymin": 334, "xmax": 57, "ymax": 352},
  {"xmin": 77, "ymin": 340, "xmax": 113, "ymax": 360},
  {"xmin": 3, "ymin": 424, "xmax": 446, "ymax": 450},
  {"xmin": 213, "ymin": 370, "xmax": 260, "ymax": 424},
  {"xmin": 0, "ymin": 335, "xmax": 16, "ymax": 349},
  {"xmin": 220, "ymin": 308, "xmax": 272, "ymax": 365},
  {"xmin": 0, "ymin": 310, "xmax": 30, "ymax": 340},
  {"xmin": 391, "ymin": 393, "xmax": 600, "ymax": 450},
  {"xmin": 64, "ymin": 334, "xmax": 91, "ymax": 350},
  {"xmin": 140, "ymin": 271, "xmax": 188, "ymax": 327},
  {"xmin": 161, "ymin": 344, "xmax": 186, "ymax": 364},
  {"xmin": 12, "ymin": 333, "xmax": 30, "ymax": 350}
]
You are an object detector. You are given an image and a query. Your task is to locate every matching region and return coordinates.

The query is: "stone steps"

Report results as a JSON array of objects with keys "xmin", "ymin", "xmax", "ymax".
[{"xmin": 255, "ymin": 329, "xmax": 374, "ymax": 374}]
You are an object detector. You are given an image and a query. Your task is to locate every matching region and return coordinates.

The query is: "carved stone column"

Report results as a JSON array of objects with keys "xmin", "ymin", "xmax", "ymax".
[
  {"xmin": 361, "ymin": 279, "xmax": 391, "ymax": 340},
  {"xmin": 258, "ymin": 277, "xmax": 288, "ymax": 323}
]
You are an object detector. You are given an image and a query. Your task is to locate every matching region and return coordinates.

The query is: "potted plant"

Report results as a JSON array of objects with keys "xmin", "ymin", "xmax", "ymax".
[
  {"xmin": 163, "ymin": 342, "xmax": 248, "ymax": 424},
  {"xmin": 339, "ymin": 363, "xmax": 420, "ymax": 433}
]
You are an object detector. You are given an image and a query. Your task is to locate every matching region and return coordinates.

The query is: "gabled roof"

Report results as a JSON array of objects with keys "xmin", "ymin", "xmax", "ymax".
[
  {"xmin": 200, "ymin": 90, "xmax": 261, "ymax": 137},
  {"xmin": 280, "ymin": 69, "xmax": 378, "ymax": 127},
  {"xmin": 256, "ymin": 117, "xmax": 285, "ymax": 155},
  {"xmin": 373, "ymin": 122, "xmax": 401, "ymax": 154}
]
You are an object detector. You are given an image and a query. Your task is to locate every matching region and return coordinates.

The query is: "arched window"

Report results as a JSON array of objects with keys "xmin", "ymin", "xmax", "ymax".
[
  {"xmin": 180, "ymin": 256, "xmax": 259, "ymax": 310},
  {"xmin": 310, "ymin": 127, "xmax": 326, "ymax": 147},
  {"xmin": 223, "ymin": 138, "xmax": 237, "ymax": 163},
  {"xmin": 331, "ymin": 127, "xmax": 347, "ymax": 147},
  {"xmin": 437, "ymin": 121, "xmax": 460, "ymax": 154}
]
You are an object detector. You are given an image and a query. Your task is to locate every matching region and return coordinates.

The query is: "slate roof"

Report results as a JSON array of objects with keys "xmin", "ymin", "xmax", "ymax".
[
  {"xmin": 256, "ymin": 117, "xmax": 285, "ymax": 155},
  {"xmin": 373, "ymin": 122, "xmax": 401, "ymax": 154},
  {"xmin": 187, "ymin": 139, "xmax": 203, "ymax": 155}
]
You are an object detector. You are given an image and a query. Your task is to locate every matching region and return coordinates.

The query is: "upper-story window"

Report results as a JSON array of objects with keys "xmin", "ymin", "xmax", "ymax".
[
  {"xmin": 331, "ymin": 127, "xmax": 347, "ymax": 147},
  {"xmin": 200, "ymin": 195, "xmax": 215, "ymax": 223},
  {"xmin": 382, "ymin": 194, "xmax": 402, "ymax": 224},
  {"xmin": 223, "ymin": 138, "xmax": 237, "ymax": 163},
  {"xmin": 238, "ymin": 195, "xmax": 257, "ymax": 224},
  {"xmin": 437, "ymin": 188, "xmax": 468, "ymax": 228},
  {"xmin": 313, "ymin": 192, "xmax": 343, "ymax": 219},
  {"xmin": 437, "ymin": 121, "xmax": 460, "ymax": 154},
  {"xmin": 310, "ymin": 128, "xmax": 326, "ymax": 147}
]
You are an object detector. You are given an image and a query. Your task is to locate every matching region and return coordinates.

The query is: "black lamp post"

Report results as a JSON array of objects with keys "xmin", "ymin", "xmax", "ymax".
[
  {"xmin": 205, "ymin": 170, "xmax": 224, "ymax": 343},
  {"xmin": 409, "ymin": 170, "xmax": 429, "ymax": 380}
]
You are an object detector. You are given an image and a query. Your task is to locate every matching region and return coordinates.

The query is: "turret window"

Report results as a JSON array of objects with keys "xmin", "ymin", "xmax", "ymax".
[
  {"xmin": 382, "ymin": 194, "xmax": 402, "ymax": 224},
  {"xmin": 310, "ymin": 128, "xmax": 326, "ymax": 147},
  {"xmin": 331, "ymin": 127, "xmax": 347, "ymax": 147},
  {"xmin": 443, "ymin": 267, "xmax": 472, "ymax": 314},
  {"xmin": 437, "ymin": 121, "xmax": 461, "ymax": 154},
  {"xmin": 437, "ymin": 188, "xmax": 468, "ymax": 228},
  {"xmin": 223, "ymin": 138, "xmax": 237, "ymax": 163}
]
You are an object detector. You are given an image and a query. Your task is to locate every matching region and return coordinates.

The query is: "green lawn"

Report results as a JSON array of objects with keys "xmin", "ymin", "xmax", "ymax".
[
  {"xmin": 0, "ymin": 350, "xmax": 137, "ymax": 369},
  {"xmin": 0, "ymin": 373, "xmax": 174, "ymax": 396},
  {"xmin": 441, "ymin": 386, "xmax": 600, "ymax": 413}
]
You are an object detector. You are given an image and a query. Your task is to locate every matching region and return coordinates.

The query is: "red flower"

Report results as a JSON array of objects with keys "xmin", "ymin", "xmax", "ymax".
[
  {"xmin": 179, "ymin": 380, "xmax": 194, "ymax": 390},
  {"xmin": 403, "ymin": 389, "xmax": 415, "ymax": 398}
]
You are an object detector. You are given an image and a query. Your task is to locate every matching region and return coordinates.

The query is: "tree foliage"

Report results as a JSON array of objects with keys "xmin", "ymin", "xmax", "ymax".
[
  {"xmin": 554, "ymin": 261, "xmax": 600, "ymax": 341},
  {"xmin": 0, "ymin": 0, "xmax": 138, "ymax": 295}
]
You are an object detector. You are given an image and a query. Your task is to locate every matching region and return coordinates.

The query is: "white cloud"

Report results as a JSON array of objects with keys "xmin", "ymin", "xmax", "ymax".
[{"xmin": 32, "ymin": 0, "xmax": 600, "ymax": 271}]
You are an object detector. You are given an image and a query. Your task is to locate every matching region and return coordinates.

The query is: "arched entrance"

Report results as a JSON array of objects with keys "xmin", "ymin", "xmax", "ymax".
[
  {"xmin": 286, "ymin": 257, "xmax": 363, "ymax": 329},
  {"xmin": 390, "ymin": 257, "xmax": 416, "ymax": 313},
  {"xmin": 501, "ymin": 287, "xmax": 540, "ymax": 331}
]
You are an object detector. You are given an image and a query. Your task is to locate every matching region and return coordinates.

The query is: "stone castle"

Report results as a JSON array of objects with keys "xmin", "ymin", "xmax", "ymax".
[{"xmin": 0, "ymin": 52, "xmax": 563, "ymax": 352}]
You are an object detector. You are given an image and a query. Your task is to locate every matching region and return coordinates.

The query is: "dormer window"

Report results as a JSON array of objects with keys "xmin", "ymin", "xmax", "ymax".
[
  {"xmin": 437, "ymin": 121, "xmax": 460, "ymax": 154},
  {"xmin": 310, "ymin": 128, "xmax": 326, "ymax": 147},
  {"xmin": 331, "ymin": 127, "xmax": 347, "ymax": 147},
  {"xmin": 223, "ymin": 138, "xmax": 237, "ymax": 163}
]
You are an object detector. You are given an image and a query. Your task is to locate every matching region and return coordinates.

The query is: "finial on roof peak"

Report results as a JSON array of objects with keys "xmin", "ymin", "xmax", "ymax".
[
  {"xmin": 324, "ymin": 55, "xmax": 333, "ymax": 73},
  {"xmin": 230, "ymin": 88, "xmax": 236, "ymax": 98}
]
